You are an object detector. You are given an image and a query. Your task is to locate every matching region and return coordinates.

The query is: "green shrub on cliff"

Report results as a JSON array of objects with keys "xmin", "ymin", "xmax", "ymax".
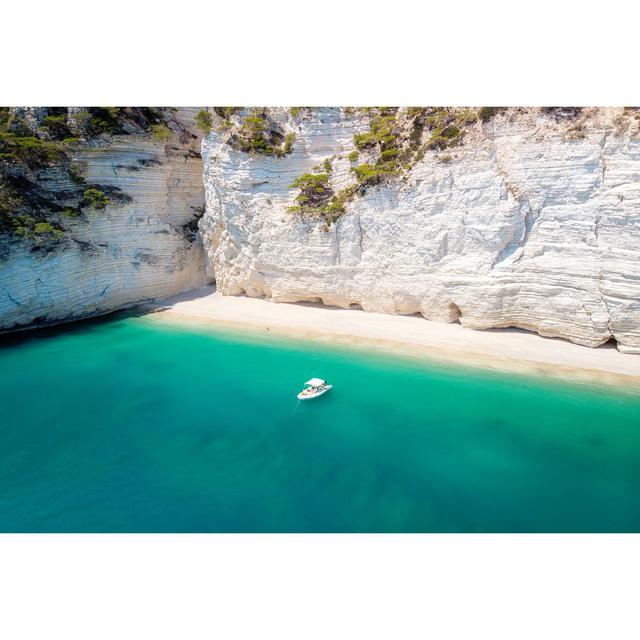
[
  {"xmin": 213, "ymin": 107, "xmax": 239, "ymax": 120},
  {"xmin": 69, "ymin": 162, "xmax": 86, "ymax": 184},
  {"xmin": 42, "ymin": 115, "xmax": 73, "ymax": 140},
  {"xmin": 478, "ymin": 107, "xmax": 496, "ymax": 122},
  {"xmin": 287, "ymin": 170, "xmax": 360, "ymax": 225},
  {"xmin": 351, "ymin": 162, "xmax": 397, "ymax": 186},
  {"xmin": 478, "ymin": 107, "xmax": 507, "ymax": 123},
  {"xmin": 195, "ymin": 109, "xmax": 212, "ymax": 134},
  {"xmin": 0, "ymin": 133, "xmax": 65, "ymax": 167},
  {"xmin": 82, "ymin": 187, "xmax": 110, "ymax": 210},
  {"xmin": 289, "ymin": 172, "xmax": 330, "ymax": 192},
  {"xmin": 86, "ymin": 108, "xmax": 122, "ymax": 135},
  {"xmin": 354, "ymin": 114, "xmax": 399, "ymax": 150},
  {"xmin": 232, "ymin": 113, "xmax": 295, "ymax": 157},
  {"xmin": 424, "ymin": 109, "xmax": 470, "ymax": 150},
  {"xmin": 70, "ymin": 110, "xmax": 91, "ymax": 131},
  {"xmin": 284, "ymin": 132, "xmax": 296, "ymax": 154},
  {"xmin": 33, "ymin": 222, "xmax": 51, "ymax": 233},
  {"xmin": 151, "ymin": 124, "xmax": 172, "ymax": 141},
  {"xmin": 274, "ymin": 132, "xmax": 296, "ymax": 157},
  {"xmin": 0, "ymin": 108, "xmax": 11, "ymax": 132},
  {"xmin": 288, "ymin": 172, "xmax": 332, "ymax": 211},
  {"xmin": 0, "ymin": 206, "xmax": 64, "ymax": 242},
  {"xmin": 238, "ymin": 116, "xmax": 271, "ymax": 152}
]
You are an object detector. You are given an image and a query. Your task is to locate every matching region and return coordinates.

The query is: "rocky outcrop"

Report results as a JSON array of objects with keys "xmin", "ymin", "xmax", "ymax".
[
  {"xmin": 0, "ymin": 108, "xmax": 210, "ymax": 331},
  {"xmin": 201, "ymin": 107, "xmax": 640, "ymax": 353}
]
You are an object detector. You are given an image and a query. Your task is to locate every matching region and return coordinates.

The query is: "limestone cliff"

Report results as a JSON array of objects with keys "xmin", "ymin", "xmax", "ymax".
[
  {"xmin": 201, "ymin": 107, "xmax": 640, "ymax": 353},
  {"xmin": 2, "ymin": 106, "xmax": 639, "ymax": 354},
  {"xmin": 0, "ymin": 107, "xmax": 209, "ymax": 331}
]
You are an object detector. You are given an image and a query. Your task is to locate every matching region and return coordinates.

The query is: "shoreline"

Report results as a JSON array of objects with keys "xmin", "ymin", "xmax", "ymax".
[{"xmin": 138, "ymin": 286, "xmax": 640, "ymax": 391}]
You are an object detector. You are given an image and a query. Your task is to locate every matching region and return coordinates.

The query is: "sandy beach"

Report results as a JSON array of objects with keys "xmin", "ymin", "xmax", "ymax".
[{"xmin": 140, "ymin": 285, "xmax": 640, "ymax": 390}]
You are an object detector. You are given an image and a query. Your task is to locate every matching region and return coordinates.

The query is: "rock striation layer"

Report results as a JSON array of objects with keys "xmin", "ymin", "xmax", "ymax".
[
  {"xmin": 1, "ymin": 108, "xmax": 210, "ymax": 331},
  {"xmin": 201, "ymin": 107, "xmax": 640, "ymax": 353}
]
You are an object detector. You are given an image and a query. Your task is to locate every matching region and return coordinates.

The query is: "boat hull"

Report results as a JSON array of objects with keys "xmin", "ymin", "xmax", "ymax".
[{"xmin": 297, "ymin": 385, "xmax": 333, "ymax": 400}]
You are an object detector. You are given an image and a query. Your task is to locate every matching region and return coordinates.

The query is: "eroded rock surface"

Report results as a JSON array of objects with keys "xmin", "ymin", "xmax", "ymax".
[
  {"xmin": 0, "ymin": 108, "xmax": 210, "ymax": 331},
  {"xmin": 201, "ymin": 107, "xmax": 640, "ymax": 353}
]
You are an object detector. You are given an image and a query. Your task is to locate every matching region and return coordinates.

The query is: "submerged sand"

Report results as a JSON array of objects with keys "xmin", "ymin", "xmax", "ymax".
[{"xmin": 139, "ymin": 286, "xmax": 640, "ymax": 390}]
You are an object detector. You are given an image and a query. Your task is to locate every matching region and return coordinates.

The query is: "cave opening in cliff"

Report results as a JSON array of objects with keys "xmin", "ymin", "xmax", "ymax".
[{"xmin": 448, "ymin": 302, "xmax": 462, "ymax": 324}]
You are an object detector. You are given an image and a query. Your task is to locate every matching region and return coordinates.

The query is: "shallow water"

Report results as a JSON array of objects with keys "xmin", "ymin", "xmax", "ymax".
[{"xmin": 0, "ymin": 314, "xmax": 639, "ymax": 532}]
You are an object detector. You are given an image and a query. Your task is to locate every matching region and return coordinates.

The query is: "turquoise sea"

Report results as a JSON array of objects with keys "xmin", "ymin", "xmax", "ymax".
[{"xmin": 0, "ymin": 314, "xmax": 639, "ymax": 532}]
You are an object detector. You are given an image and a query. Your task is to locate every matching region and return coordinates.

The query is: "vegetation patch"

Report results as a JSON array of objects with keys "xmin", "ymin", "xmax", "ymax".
[
  {"xmin": 69, "ymin": 162, "xmax": 87, "ymax": 184},
  {"xmin": 477, "ymin": 107, "xmax": 507, "ymax": 123},
  {"xmin": 0, "ymin": 132, "xmax": 65, "ymax": 167},
  {"xmin": 195, "ymin": 109, "xmax": 213, "ymax": 134},
  {"xmin": 151, "ymin": 124, "xmax": 172, "ymax": 141},
  {"xmin": 424, "ymin": 108, "xmax": 477, "ymax": 150},
  {"xmin": 290, "ymin": 173, "xmax": 332, "ymax": 206},
  {"xmin": 290, "ymin": 107, "xmax": 314, "ymax": 119},
  {"xmin": 282, "ymin": 132, "xmax": 296, "ymax": 156},
  {"xmin": 0, "ymin": 176, "xmax": 65, "ymax": 245},
  {"xmin": 1, "ymin": 114, "xmax": 74, "ymax": 247},
  {"xmin": 43, "ymin": 114, "xmax": 73, "ymax": 140},
  {"xmin": 354, "ymin": 109, "xmax": 399, "ymax": 151},
  {"xmin": 82, "ymin": 187, "xmax": 110, "ymax": 210},
  {"xmin": 33, "ymin": 222, "xmax": 64, "ymax": 239},
  {"xmin": 213, "ymin": 107, "xmax": 239, "ymax": 120},
  {"xmin": 70, "ymin": 110, "xmax": 91, "ymax": 131},
  {"xmin": 349, "ymin": 108, "xmax": 408, "ymax": 193},
  {"xmin": 287, "ymin": 107, "xmax": 482, "ymax": 226},
  {"xmin": 224, "ymin": 110, "xmax": 296, "ymax": 157},
  {"xmin": 287, "ymin": 171, "xmax": 356, "ymax": 224},
  {"xmin": 348, "ymin": 107, "xmax": 419, "ymax": 193},
  {"xmin": 81, "ymin": 107, "xmax": 164, "ymax": 137},
  {"xmin": 0, "ymin": 108, "xmax": 11, "ymax": 130},
  {"xmin": 353, "ymin": 109, "xmax": 451, "ymax": 177},
  {"xmin": 236, "ymin": 115, "xmax": 275, "ymax": 153},
  {"xmin": 351, "ymin": 162, "xmax": 397, "ymax": 186},
  {"xmin": 0, "ymin": 107, "xmax": 146, "ymax": 247}
]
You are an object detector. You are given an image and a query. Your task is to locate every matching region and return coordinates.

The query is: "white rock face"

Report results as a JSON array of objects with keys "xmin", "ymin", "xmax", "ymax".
[
  {"xmin": 0, "ymin": 108, "xmax": 210, "ymax": 330},
  {"xmin": 201, "ymin": 107, "xmax": 640, "ymax": 353}
]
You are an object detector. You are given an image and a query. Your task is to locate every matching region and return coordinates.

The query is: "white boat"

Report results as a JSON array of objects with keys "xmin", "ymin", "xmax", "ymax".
[{"xmin": 297, "ymin": 377, "xmax": 333, "ymax": 400}]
